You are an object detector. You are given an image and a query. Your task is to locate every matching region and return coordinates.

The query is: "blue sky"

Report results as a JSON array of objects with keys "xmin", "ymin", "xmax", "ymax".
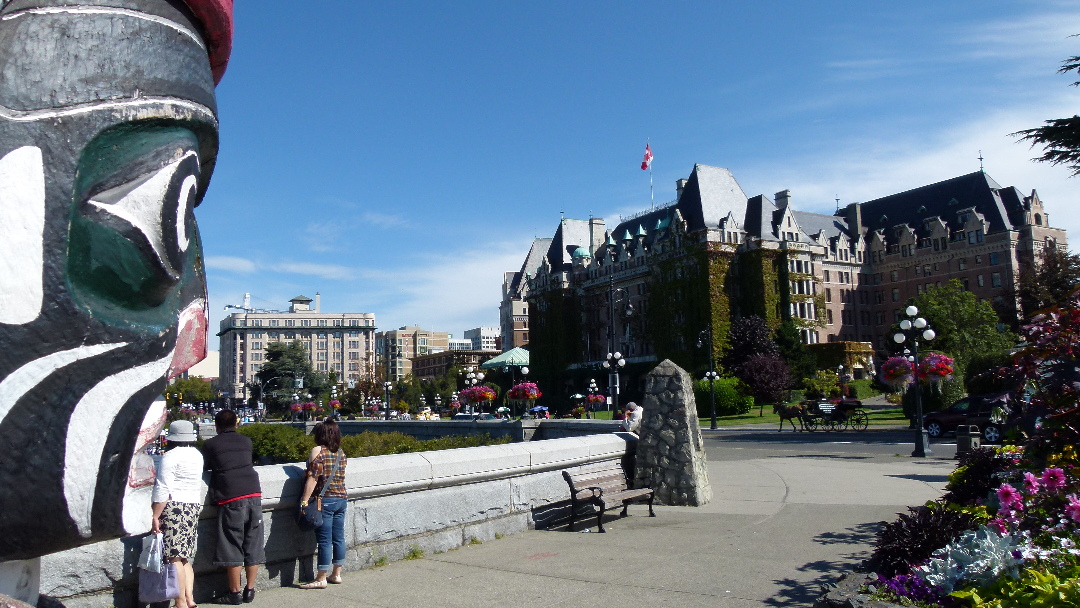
[{"xmin": 197, "ymin": 1, "xmax": 1080, "ymax": 347}]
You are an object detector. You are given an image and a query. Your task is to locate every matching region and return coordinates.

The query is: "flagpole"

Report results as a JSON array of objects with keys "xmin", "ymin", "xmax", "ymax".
[{"xmin": 648, "ymin": 138, "xmax": 654, "ymax": 206}]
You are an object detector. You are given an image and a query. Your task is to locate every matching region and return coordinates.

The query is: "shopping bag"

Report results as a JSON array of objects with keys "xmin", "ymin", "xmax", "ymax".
[
  {"xmin": 138, "ymin": 562, "xmax": 179, "ymax": 603},
  {"xmin": 137, "ymin": 533, "xmax": 164, "ymax": 573}
]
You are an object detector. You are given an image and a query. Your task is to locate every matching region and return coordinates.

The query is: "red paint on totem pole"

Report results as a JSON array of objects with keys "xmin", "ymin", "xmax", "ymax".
[
  {"xmin": 169, "ymin": 299, "xmax": 208, "ymax": 379},
  {"xmin": 181, "ymin": 0, "xmax": 234, "ymax": 84}
]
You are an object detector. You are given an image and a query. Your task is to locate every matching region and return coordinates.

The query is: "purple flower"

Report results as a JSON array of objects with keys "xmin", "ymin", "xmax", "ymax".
[
  {"xmin": 1024, "ymin": 471, "xmax": 1042, "ymax": 495},
  {"xmin": 997, "ymin": 483, "xmax": 1024, "ymax": 510},
  {"xmin": 988, "ymin": 518, "xmax": 1008, "ymax": 534},
  {"xmin": 1066, "ymin": 494, "xmax": 1080, "ymax": 524},
  {"xmin": 1042, "ymin": 468, "xmax": 1067, "ymax": 492}
]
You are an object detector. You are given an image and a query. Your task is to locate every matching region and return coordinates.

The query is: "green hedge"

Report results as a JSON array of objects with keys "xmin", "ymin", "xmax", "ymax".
[
  {"xmin": 692, "ymin": 377, "xmax": 754, "ymax": 418},
  {"xmin": 237, "ymin": 424, "xmax": 510, "ymax": 464}
]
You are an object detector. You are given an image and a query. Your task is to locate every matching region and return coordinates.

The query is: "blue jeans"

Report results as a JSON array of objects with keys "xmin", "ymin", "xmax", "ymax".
[{"xmin": 315, "ymin": 497, "xmax": 347, "ymax": 571}]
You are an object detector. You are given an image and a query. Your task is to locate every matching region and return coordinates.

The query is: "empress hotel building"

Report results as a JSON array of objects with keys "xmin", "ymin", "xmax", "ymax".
[{"xmin": 515, "ymin": 164, "xmax": 1067, "ymax": 390}]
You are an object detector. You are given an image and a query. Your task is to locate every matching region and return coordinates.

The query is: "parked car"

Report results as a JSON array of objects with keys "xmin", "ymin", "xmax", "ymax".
[{"xmin": 922, "ymin": 394, "xmax": 1013, "ymax": 443}]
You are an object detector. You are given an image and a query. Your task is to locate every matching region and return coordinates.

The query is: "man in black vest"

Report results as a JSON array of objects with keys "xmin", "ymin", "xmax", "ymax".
[{"xmin": 204, "ymin": 410, "xmax": 264, "ymax": 604}]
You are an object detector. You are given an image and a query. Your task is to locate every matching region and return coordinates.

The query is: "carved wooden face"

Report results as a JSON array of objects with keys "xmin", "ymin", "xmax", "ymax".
[{"xmin": 0, "ymin": 0, "xmax": 217, "ymax": 559}]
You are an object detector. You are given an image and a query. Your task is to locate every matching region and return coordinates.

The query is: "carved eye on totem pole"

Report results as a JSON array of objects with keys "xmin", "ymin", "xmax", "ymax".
[{"xmin": 0, "ymin": 0, "xmax": 233, "ymax": 561}]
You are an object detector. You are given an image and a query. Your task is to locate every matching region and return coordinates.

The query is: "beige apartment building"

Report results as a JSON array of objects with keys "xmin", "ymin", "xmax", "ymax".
[
  {"xmin": 375, "ymin": 326, "xmax": 450, "ymax": 381},
  {"xmin": 218, "ymin": 294, "xmax": 377, "ymax": 402}
]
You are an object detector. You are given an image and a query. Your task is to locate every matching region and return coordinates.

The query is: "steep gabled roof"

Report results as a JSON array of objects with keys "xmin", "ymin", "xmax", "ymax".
[
  {"xmin": 545, "ymin": 219, "xmax": 592, "ymax": 270},
  {"xmin": 792, "ymin": 210, "xmax": 848, "ymax": 241},
  {"xmin": 860, "ymin": 172, "xmax": 1012, "ymax": 236},
  {"xmin": 743, "ymin": 194, "xmax": 777, "ymax": 239},
  {"xmin": 509, "ymin": 237, "xmax": 553, "ymax": 293}
]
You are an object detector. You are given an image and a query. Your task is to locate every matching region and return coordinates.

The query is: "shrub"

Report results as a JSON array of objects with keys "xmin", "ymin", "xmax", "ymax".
[
  {"xmin": 866, "ymin": 502, "xmax": 982, "ymax": 578},
  {"xmin": 238, "ymin": 424, "xmax": 314, "ymax": 464},
  {"xmin": 803, "ymin": 371, "xmax": 839, "ymax": 400},
  {"xmin": 902, "ymin": 376, "xmax": 965, "ymax": 419},
  {"xmin": 942, "ymin": 447, "xmax": 1021, "ymax": 506},
  {"xmin": 693, "ymin": 377, "xmax": 753, "ymax": 418},
  {"xmin": 951, "ymin": 563, "xmax": 1080, "ymax": 607},
  {"xmin": 237, "ymin": 425, "xmax": 510, "ymax": 463}
]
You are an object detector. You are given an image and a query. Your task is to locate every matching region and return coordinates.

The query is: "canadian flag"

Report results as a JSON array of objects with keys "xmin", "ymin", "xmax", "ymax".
[{"xmin": 641, "ymin": 143, "xmax": 653, "ymax": 171}]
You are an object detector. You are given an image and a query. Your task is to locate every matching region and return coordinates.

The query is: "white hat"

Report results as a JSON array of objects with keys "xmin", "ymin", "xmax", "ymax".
[{"xmin": 168, "ymin": 420, "xmax": 197, "ymax": 442}]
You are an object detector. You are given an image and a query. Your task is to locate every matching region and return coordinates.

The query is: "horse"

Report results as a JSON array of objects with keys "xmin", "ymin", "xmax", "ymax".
[{"xmin": 773, "ymin": 403, "xmax": 807, "ymax": 432}]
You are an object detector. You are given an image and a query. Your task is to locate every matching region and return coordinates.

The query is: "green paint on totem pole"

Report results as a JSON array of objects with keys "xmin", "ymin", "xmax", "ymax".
[{"xmin": 66, "ymin": 124, "xmax": 204, "ymax": 331}]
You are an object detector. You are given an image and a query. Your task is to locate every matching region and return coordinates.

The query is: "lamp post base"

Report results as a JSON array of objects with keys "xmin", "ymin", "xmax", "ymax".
[{"xmin": 912, "ymin": 429, "xmax": 932, "ymax": 458}]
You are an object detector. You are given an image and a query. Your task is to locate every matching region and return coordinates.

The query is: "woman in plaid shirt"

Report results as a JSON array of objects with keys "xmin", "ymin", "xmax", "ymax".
[{"xmin": 298, "ymin": 418, "xmax": 348, "ymax": 589}]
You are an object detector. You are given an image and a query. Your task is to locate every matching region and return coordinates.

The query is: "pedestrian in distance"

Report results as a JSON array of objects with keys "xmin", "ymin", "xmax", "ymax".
[
  {"xmin": 151, "ymin": 420, "xmax": 204, "ymax": 608},
  {"xmin": 298, "ymin": 418, "xmax": 348, "ymax": 589},
  {"xmin": 202, "ymin": 410, "xmax": 264, "ymax": 604}
]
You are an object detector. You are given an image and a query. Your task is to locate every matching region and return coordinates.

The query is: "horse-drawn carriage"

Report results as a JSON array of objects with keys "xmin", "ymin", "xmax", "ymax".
[{"xmin": 802, "ymin": 399, "xmax": 869, "ymax": 432}]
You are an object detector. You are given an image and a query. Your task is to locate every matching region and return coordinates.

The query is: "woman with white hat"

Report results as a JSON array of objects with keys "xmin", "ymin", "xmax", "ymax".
[{"xmin": 151, "ymin": 420, "xmax": 205, "ymax": 608}]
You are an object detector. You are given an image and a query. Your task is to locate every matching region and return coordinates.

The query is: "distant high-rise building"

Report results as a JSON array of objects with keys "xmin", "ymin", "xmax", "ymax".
[
  {"xmin": 218, "ymin": 293, "xmax": 377, "ymax": 404},
  {"xmin": 375, "ymin": 326, "xmax": 450, "ymax": 380},
  {"xmin": 464, "ymin": 327, "xmax": 501, "ymax": 352}
]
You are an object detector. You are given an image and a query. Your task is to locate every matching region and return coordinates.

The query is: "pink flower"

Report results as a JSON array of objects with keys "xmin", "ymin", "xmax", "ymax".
[
  {"xmin": 1042, "ymin": 468, "xmax": 1067, "ymax": 492},
  {"xmin": 997, "ymin": 483, "xmax": 1024, "ymax": 510},
  {"xmin": 1066, "ymin": 494, "xmax": 1080, "ymax": 524},
  {"xmin": 987, "ymin": 518, "xmax": 1008, "ymax": 534},
  {"xmin": 1024, "ymin": 471, "xmax": 1042, "ymax": 495}
]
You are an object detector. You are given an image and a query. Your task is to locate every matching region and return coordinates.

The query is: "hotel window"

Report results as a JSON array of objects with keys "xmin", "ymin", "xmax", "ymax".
[
  {"xmin": 333, "ymin": 320, "xmax": 342, "ymax": 326},
  {"xmin": 317, "ymin": 341, "xmax": 327, "ymax": 349},
  {"xmin": 285, "ymin": 320, "xmax": 294, "ymax": 327},
  {"xmin": 823, "ymin": 270, "xmax": 830, "ymax": 282},
  {"xmin": 252, "ymin": 342, "xmax": 262, "ymax": 349},
  {"xmin": 350, "ymin": 320, "xmax": 359, "ymax": 326},
  {"xmin": 959, "ymin": 258, "xmax": 966, "ymax": 270},
  {"xmin": 301, "ymin": 320, "xmax": 311, "ymax": 327},
  {"xmin": 252, "ymin": 320, "xmax": 261, "ymax": 326},
  {"xmin": 827, "ymin": 310, "xmax": 834, "ymax": 325},
  {"xmin": 348, "ymin": 363, "xmax": 359, "ymax": 371},
  {"xmin": 270, "ymin": 320, "xmax": 279, "ymax": 327},
  {"xmin": 825, "ymin": 289, "xmax": 832, "ymax": 302},
  {"xmin": 977, "ymin": 275, "xmax": 985, "ymax": 287},
  {"xmin": 892, "ymin": 288, "xmax": 900, "ymax": 302},
  {"xmin": 992, "ymin": 272, "xmax": 1002, "ymax": 288},
  {"xmin": 349, "ymin": 352, "xmax": 359, "ymax": 360},
  {"xmin": 318, "ymin": 320, "xmax": 327, "ymax": 326},
  {"xmin": 975, "ymin": 255, "xmax": 982, "ymax": 264},
  {"xmin": 349, "ymin": 340, "xmax": 359, "ymax": 348},
  {"xmin": 915, "ymin": 266, "xmax": 922, "ymax": 276},
  {"xmin": 317, "ymin": 352, "xmax": 327, "ymax": 360},
  {"xmin": 989, "ymin": 252, "xmax": 1000, "ymax": 265},
  {"xmin": 890, "ymin": 270, "xmax": 899, "ymax": 282}
]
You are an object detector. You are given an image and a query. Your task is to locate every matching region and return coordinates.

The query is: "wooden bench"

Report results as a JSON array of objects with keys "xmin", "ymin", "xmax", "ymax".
[{"xmin": 562, "ymin": 463, "xmax": 655, "ymax": 532}]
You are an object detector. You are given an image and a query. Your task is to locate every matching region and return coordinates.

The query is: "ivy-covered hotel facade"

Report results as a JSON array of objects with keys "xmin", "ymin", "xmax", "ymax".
[{"xmin": 513, "ymin": 164, "xmax": 1066, "ymax": 402}]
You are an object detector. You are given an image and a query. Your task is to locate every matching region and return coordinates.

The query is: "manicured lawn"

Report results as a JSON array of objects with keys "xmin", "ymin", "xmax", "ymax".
[{"xmin": 702, "ymin": 406, "xmax": 909, "ymax": 428}]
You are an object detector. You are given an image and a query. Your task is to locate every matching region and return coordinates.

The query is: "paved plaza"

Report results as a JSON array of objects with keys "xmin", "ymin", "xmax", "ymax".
[{"xmin": 254, "ymin": 433, "xmax": 955, "ymax": 607}]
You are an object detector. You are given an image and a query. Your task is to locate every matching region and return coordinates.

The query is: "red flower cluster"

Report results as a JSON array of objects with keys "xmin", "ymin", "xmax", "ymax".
[
  {"xmin": 881, "ymin": 356, "xmax": 914, "ymax": 389},
  {"xmin": 917, "ymin": 353, "xmax": 954, "ymax": 383},
  {"xmin": 508, "ymin": 382, "xmax": 541, "ymax": 400},
  {"xmin": 329, "ymin": 399, "xmax": 341, "ymax": 409},
  {"xmin": 302, "ymin": 401, "xmax": 317, "ymax": 411},
  {"xmin": 587, "ymin": 394, "xmax": 606, "ymax": 405},
  {"xmin": 460, "ymin": 386, "xmax": 496, "ymax": 402}
]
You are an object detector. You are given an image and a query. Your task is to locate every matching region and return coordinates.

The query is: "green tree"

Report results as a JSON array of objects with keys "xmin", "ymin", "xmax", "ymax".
[
  {"xmin": 163, "ymin": 376, "xmax": 215, "ymax": 406},
  {"xmin": 1014, "ymin": 49, "xmax": 1080, "ymax": 175},
  {"xmin": 724, "ymin": 316, "xmax": 778, "ymax": 371},
  {"xmin": 905, "ymin": 280, "xmax": 1017, "ymax": 375},
  {"xmin": 774, "ymin": 319, "xmax": 817, "ymax": 386},
  {"xmin": 1017, "ymin": 247, "xmax": 1080, "ymax": 318},
  {"xmin": 255, "ymin": 341, "xmax": 326, "ymax": 413}
]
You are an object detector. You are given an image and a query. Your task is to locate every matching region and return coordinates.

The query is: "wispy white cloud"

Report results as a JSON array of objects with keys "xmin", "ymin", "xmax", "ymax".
[
  {"xmin": 361, "ymin": 211, "xmax": 407, "ymax": 229},
  {"xmin": 273, "ymin": 262, "xmax": 357, "ymax": 281},
  {"xmin": 205, "ymin": 256, "xmax": 257, "ymax": 273}
]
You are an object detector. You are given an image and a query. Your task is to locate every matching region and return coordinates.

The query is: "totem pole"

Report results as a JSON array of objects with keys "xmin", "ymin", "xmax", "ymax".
[{"xmin": 0, "ymin": 0, "xmax": 233, "ymax": 598}]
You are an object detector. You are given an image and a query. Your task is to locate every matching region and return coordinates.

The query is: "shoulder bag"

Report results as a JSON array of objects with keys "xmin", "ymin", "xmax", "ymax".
[{"xmin": 296, "ymin": 448, "xmax": 339, "ymax": 531}]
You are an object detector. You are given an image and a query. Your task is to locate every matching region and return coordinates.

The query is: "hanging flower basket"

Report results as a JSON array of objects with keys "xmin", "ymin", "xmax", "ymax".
[
  {"xmin": 290, "ymin": 403, "xmax": 302, "ymax": 413},
  {"xmin": 587, "ymin": 394, "xmax": 606, "ymax": 405},
  {"xmin": 450, "ymin": 401, "xmax": 461, "ymax": 410},
  {"xmin": 460, "ymin": 386, "xmax": 496, "ymax": 403},
  {"xmin": 508, "ymin": 382, "xmax": 542, "ymax": 400},
  {"xmin": 329, "ymin": 399, "xmax": 341, "ymax": 409},
  {"xmin": 918, "ymin": 353, "xmax": 955, "ymax": 384},
  {"xmin": 881, "ymin": 356, "xmax": 914, "ymax": 390},
  {"xmin": 303, "ymin": 401, "xmax": 318, "ymax": 411}
]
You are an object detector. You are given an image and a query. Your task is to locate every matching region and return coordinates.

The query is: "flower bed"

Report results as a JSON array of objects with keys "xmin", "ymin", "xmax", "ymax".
[{"xmin": 827, "ymin": 295, "xmax": 1080, "ymax": 607}]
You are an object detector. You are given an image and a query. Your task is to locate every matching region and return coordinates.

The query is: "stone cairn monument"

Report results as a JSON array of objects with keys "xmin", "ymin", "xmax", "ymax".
[{"xmin": 633, "ymin": 359, "xmax": 711, "ymax": 506}]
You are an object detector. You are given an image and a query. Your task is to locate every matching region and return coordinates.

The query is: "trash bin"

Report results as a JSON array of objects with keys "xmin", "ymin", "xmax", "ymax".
[{"xmin": 956, "ymin": 425, "xmax": 980, "ymax": 457}]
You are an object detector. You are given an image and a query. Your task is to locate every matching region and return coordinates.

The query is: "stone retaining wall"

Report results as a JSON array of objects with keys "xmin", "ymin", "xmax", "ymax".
[{"xmin": 39, "ymin": 434, "xmax": 636, "ymax": 607}]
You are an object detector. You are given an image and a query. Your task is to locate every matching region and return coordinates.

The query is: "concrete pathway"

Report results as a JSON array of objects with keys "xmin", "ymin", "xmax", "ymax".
[{"xmin": 251, "ymin": 447, "xmax": 954, "ymax": 607}]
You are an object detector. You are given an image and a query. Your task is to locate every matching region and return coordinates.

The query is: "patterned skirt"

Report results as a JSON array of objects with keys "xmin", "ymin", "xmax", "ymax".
[{"xmin": 161, "ymin": 502, "xmax": 201, "ymax": 560}]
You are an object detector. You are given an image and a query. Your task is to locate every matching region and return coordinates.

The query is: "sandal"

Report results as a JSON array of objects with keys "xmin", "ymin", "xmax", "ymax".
[{"xmin": 299, "ymin": 579, "xmax": 327, "ymax": 590}]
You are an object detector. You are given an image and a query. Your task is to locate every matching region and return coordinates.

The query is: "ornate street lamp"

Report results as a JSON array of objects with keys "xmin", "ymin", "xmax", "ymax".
[
  {"xmin": 602, "ymin": 351, "xmax": 626, "ymax": 413},
  {"xmin": 463, "ymin": 366, "xmax": 485, "ymax": 414},
  {"xmin": 383, "ymin": 380, "xmax": 393, "ymax": 420},
  {"xmin": 697, "ymin": 328, "xmax": 718, "ymax": 430},
  {"xmin": 893, "ymin": 305, "xmax": 937, "ymax": 458}
]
